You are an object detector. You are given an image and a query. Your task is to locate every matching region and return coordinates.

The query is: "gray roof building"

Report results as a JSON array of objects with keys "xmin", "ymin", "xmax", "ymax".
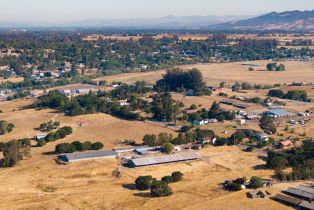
[
  {"xmin": 284, "ymin": 188, "xmax": 314, "ymax": 201},
  {"xmin": 113, "ymin": 146, "xmax": 149, "ymax": 153},
  {"xmin": 35, "ymin": 133, "xmax": 48, "ymax": 140},
  {"xmin": 129, "ymin": 151, "xmax": 200, "ymax": 167},
  {"xmin": 264, "ymin": 109, "xmax": 293, "ymax": 118},
  {"xmin": 59, "ymin": 150, "xmax": 117, "ymax": 163},
  {"xmin": 273, "ymin": 194, "xmax": 301, "ymax": 207},
  {"xmin": 300, "ymin": 201, "xmax": 314, "ymax": 210}
]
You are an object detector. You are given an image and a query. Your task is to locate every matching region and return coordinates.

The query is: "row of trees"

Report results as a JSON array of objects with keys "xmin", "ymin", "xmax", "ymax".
[
  {"xmin": 55, "ymin": 141, "xmax": 104, "ymax": 154},
  {"xmin": 6, "ymin": 91, "xmax": 31, "ymax": 101},
  {"xmin": 143, "ymin": 129, "xmax": 215, "ymax": 148},
  {"xmin": 268, "ymin": 89, "xmax": 311, "ymax": 102},
  {"xmin": 37, "ymin": 126, "xmax": 73, "ymax": 147}
]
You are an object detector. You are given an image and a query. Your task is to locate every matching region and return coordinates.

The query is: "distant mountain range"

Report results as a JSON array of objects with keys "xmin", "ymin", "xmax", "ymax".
[
  {"xmin": 211, "ymin": 10, "xmax": 314, "ymax": 30},
  {"xmin": 0, "ymin": 10, "xmax": 313, "ymax": 30},
  {"xmin": 67, "ymin": 15, "xmax": 252, "ymax": 29},
  {"xmin": 0, "ymin": 15, "xmax": 251, "ymax": 29}
]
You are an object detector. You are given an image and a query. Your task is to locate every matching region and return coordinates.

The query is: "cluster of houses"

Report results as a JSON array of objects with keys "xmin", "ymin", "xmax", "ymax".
[
  {"xmin": 58, "ymin": 86, "xmax": 97, "ymax": 97},
  {"xmin": 193, "ymin": 118, "xmax": 218, "ymax": 126}
]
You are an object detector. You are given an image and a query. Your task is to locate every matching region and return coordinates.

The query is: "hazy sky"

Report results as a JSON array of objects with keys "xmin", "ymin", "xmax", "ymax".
[{"xmin": 1, "ymin": 0, "xmax": 314, "ymax": 23}]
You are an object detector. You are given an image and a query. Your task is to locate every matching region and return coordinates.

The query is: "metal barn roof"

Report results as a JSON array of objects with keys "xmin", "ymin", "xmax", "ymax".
[
  {"xmin": 284, "ymin": 188, "xmax": 314, "ymax": 200},
  {"xmin": 300, "ymin": 201, "xmax": 314, "ymax": 210},
  {"xmin": 60, "ymin": 150, "xmax": 117, "ymax": 163},
  {"xmin": 265, "ymin": 109, "xmax": 292, "ymax": 117},
  {"xmin": 113, "ymin": 146, "xmax": 149, "ymax": 153},
  {"xmin": 297, "ymin": 186, "xmax": 314, "ymax": 194},
  {"xmin": 273, "ymin": 194, "xmax": 301, "ymax": 206},
  {"xmin": 130, "ymin": 151, "xmax": 200, "ymax": 167}
]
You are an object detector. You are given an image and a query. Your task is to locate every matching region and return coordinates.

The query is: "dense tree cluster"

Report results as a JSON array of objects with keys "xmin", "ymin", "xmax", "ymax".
[
  {"xmin": 0, "ymin": 139, "xmax": 31, "ymax": 168},
  {"xmin": 6, "ymin": 91, "xmax": 31, "ymax": 101},
  {"xmin": 134, "ymin": 171, "xmax": 183, "ymax": 197},
  {"xmin": 156, "ymin": 68, "xmax": 209, "ymax": 95},
  {"xmin": 37, "ymin": 126, "xmax": 73, "ymax": 146},
  {"xmin": 259, "ymin": 116, "xmax": 277, "ymax": 134},
  {"xmin": 28, "ymin": 90, "xmax": 141, "ymax": 120},
  {"xmin": 150, "ymin": 92, "xmax": 182, "ymax": 122},
  {"xmin": 39, "ymin": 120, "xmax": 60, "ymax": 132},
  {"xmin": 268, "ymin": 89, "xmax": 311, "ymax": 102},
  {"xmin": 266, "ymin": 63, "xmax": 286, "ymax": 71},
  {"xmin": 267, "ymin": 140, "xmax": 314, "ymax": 181},
  {"xmin": 55, "ymin": 141, "xmax": 104, "ymax": 154}
]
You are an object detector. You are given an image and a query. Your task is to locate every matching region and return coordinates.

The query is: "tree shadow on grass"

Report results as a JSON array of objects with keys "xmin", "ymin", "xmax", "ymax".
[
  {"xmin": 42, "ymin": 151, "xmax": 57, "ymax": 156},
  {"xmin": 133, "ymin": 192, "xmax": 151, "ymax": 198},
  {"xmin": 253, "ymin": 164, "xmax": 268, "ymax": 170},
  {"xmin": 257, "ymin": 155, "xmax": 268, "ymax": 162},
  {"xmin": 122, "ymin": 183, "xmax": 137, "ymax": 190}
]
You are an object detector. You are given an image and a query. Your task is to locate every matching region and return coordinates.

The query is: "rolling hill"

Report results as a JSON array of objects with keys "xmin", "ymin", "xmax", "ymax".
[{"xmin": 212, "ymin": 10, "xmax": 314, "ymax": 30}]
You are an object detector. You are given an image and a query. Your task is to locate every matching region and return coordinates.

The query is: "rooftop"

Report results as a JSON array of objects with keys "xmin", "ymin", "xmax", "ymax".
[
  {"xmin": 60, "ymin": 150, "xmax": 117, "ymax": 163},
  {"xmin": 265, "ymin": 108, "xmax": 292, "ymax": 116},
  {"xmin": 130, "ymin": 151, "xmax": 200, "ymax": 167},
  {"xmin": 113, "ymin": 146, "xmax": 149, "ymax": 153},
  {"xmin": 284, "ymin": 187, "xmax": 314, "ymax": 200}
]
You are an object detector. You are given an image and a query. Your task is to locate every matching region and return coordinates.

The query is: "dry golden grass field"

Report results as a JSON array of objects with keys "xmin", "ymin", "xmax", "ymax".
[
  {"xmin": 0, "ymin": 96, "xmax": 312, "ymax": 209},
  {"xmin": 0, "ymin": 76, "xmax": 24, "ymax": 84},
  {"xmin": 95, "ymin": 60, "xmax": 314, "ymax": 86},
  {"xmin": 0, "ymin": 144, "xmax": 292, "ymax": 210},
  {"xmin": 1, "ymin": 59, "xmax": 314, "ymax": 209}
]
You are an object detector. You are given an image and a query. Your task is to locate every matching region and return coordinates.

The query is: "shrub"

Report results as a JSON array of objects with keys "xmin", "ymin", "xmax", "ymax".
[
  {"xmin": 71, "ymin": 141, "xmax": 84, "ymax": 151},
  {"xmin": 0, "ymin": 121, "xmax": 15, "ymax": 135},
  {"xmin": 161, "ymin": 176, "xmax": 173, "ymax": 183},
  {"xmin": 162, "ymin": 143, "xmax": 174, "ymax": 154},
  {"xmin": 171, "ymin": 171, "xmax": 183, "ymax": 182},
  {"xmin": 249, "ymin": 176, "xmax": 263, "ymax": 189},
  {"xmin": 83, "ymin": 141, "xmax": 92, "ymax": 150},
  {"xmin": 91, "ymin": 142, "xmax": 104, "ymax": 150},
  {"xmin": 36, "ymin": 139, "xmax": 47, "ymax": 147},
  {"xmin": 55, "ymin": 143, "xmax": 76, "ymax": 154},
  {"xmin": 150, "ymin": 181, "xmax": 172, "ymax": 197},
  {"xmin": 225, "ymin": 182, "xmax": 242, "ymax": 191},
  {"xmin": 135, "ymin": 175, "xmax": 154, "ymax": 191}
]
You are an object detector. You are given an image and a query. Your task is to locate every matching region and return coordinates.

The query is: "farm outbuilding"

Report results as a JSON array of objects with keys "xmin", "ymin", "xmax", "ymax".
[
  {"xmin": 264, "ymin": 108, "xmax": 293, "ymax": 118},
  {"xmin": 113, "ymin": 146, "xmax": 149, "ymax": 153},
  {"xmin": 34, "ymin": 133, "xmax": 48, "ymax": 141},
  {"xmin": 59, "ymin": 150, "xmax": 117, "ymax": 163},
  {"xmin": 129, "ymin": 151, "xmax": 200, "ymax": 167},
  {"xmin": 284, "ymin": 188, "xmax": 314, "ymax": 201},
  {"xmin": 273, "ymin": 194, "xmax": 301, "ymax": 207},
  {"xmin": 300, "ymin": 201, "xmax": 314, "ymax": 210}
]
